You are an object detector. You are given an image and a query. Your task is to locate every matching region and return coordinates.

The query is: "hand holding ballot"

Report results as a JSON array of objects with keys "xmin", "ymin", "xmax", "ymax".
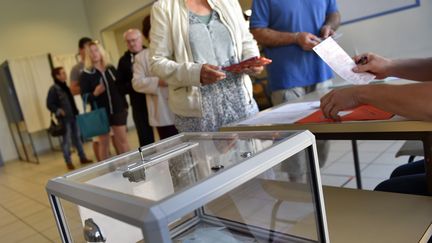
[
  {"xmin": 313, "ymin": 37, "xmax": 376, "ymax": 85},
  {"xmin": 200, "ymin": 64, "xmax": 226, "ymax": 85},
  {"xmin": 296, "ymin": 32, "xmax": 322, "ymax": 51},
  {"xmin": 222, "ymin": 56, "xmax": 272, "ymax": 74},
  {"xmin": 320, "ymin": 25, "xmax": 336, "ymax": 39},
  {"xmin": 319, "ymin": 52, "xmax": 393, "ymax": 121},
  {"xmin": 352, "ymin": 53, "xmax": 393, "ymax": 79},
  {"xmin": 321, "ymin": 52, "xmax": 432, "ymax": 122}
]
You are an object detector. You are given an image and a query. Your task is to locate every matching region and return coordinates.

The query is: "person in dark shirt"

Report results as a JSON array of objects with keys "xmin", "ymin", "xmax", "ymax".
[
  {"xmin": 79, "ymin": 41, "xmax": 130, "ymax": 160},
  {"xmin": 70, "ymin": 37, "xmax": 92, "ymax": 95},
  {"xmin": 117, "ymin": 29, "xmax": 154, "ymax": 146},
  {"xmin": 46, "ymin": 67, "xmax": 92, "ymax": 170}
]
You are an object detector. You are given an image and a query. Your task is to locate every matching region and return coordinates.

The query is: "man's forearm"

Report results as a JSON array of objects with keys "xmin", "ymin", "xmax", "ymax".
[
  {"xmin": 357, "ymin": 83, "xmax": 432, "ymax": 121},
  {"xmin": 323, "ymin": 12, "xmax": 341, "ymax": 31},
  {"xmin": 388, "ymin": 58, "xmax": 432, "ymax": 81},
  {"xmin": 250, "ymin": 28, "xmax": 298, "ymax": 47}
]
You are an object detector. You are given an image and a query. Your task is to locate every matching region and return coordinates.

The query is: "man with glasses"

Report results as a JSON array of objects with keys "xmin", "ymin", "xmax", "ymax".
[{"xmin": 117, "ymin": 29, "xmax": 154, "ymax": 146}]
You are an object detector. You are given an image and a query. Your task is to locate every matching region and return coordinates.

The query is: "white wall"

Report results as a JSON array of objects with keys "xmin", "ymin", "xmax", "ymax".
[
  {"xmin": 0, "ymin": 0, "xmax": 92, "ymax": 161},
  {"xmin": 0, "ymin": 0, "xmax": 91, "ymax": 63},
  {"xmin": 337, "ymin": 1, "xmax": 432, "ymax": 59},
  {"xmin": 83, "ymin": 0, "xmax": 155, "ymax": 62}
]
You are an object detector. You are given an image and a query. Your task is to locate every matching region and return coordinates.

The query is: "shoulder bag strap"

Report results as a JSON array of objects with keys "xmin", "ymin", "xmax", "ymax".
[{"xmin": 82, "ymin": 93, "xmax": 99, "ymax": 113}]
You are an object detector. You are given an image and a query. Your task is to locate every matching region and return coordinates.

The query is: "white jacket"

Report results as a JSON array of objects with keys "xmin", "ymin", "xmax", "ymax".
[
  {"xmin": 132, "ymin": 49, "xmax": 175, "ymax": 127},
  {"xmin": 150, "ymin": 0, "xmax": 260, "ymax": 117}
]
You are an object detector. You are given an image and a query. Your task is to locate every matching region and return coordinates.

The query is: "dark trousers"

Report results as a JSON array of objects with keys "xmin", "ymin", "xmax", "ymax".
[
  {"xmin": 131, "ymin": 104, "xmax": 154, "ymax": 147},
  {"xmin": 62, "ymin": 119, "xmax": 86, "ymax": 163},
  {"xmin": 374, "ymin": 160, "xmax": 429, "ymax": 196},
  {"xmin": 157, "ymin": 125, "xmax": 179, "ymax": 140}
]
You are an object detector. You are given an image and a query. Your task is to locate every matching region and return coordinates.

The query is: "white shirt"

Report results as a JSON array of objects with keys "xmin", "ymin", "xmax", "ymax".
[{"xmin": 132, "ymin": 49, "xmax": 175, "ymax": 127}]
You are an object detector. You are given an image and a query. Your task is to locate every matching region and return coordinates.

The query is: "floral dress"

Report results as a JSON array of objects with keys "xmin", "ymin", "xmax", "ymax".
[{"xmin": 174, "ymin": 10, "xmax": 258, "ymax": 132}]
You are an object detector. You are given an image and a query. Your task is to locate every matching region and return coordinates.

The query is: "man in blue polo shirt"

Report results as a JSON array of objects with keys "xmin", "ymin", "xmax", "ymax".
[
  {"xmin": 250, "ymin": 0, "xmax": 340, "ymax": 101},
  {"xmin": 250, "ymin": 0, "xmax": 341, "ymax": 181}
]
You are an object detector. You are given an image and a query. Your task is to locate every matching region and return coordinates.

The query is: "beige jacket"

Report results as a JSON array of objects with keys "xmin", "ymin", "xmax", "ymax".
[
  {"xmin": 149, "ymin": 0, "xmax": 260, "ymax": 117},
  {"xmin": 132, "ymin": 49, "xmax": 175, "ymax": 127}
]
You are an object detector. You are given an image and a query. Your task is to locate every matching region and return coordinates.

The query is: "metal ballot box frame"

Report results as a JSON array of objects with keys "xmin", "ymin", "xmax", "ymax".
[{"xmin": 46, "ymin": 131, "xmax": 329, "ymax": 243}]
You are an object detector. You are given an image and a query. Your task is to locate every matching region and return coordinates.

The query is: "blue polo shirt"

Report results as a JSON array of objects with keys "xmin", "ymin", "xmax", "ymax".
[{"xmin": 250, "ymin": 0, "xmax": 338, "ymax": 92}]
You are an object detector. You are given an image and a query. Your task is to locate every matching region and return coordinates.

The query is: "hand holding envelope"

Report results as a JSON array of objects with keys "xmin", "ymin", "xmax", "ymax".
[
  {"xmin": 222, "ymin": 56, "xmax": 272, "ymax": 73},
  {"xmin": 200, "ymin": 57, "xmax": 271, "ymax": 85}
]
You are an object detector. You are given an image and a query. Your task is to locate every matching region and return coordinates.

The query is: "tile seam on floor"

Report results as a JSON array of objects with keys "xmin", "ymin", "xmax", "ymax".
[
  {"xmin": 0, "ymin": 204, "xmax": 53, "ymax": 242},
  {"xmin": 0, "ymin": 183, "xmax": 50, "ymax": 207},
  {"xmin": 1, "ymin": 169, "xmax": 60, "ymax": 186},
  {"xmin": 340, "ymin": 176, "xmax": 354, "ymax": 187},
  {"xmin": 18, "ymin": 233, "xmax": 54, "ymax": 243},
  {"xmin": 321, "ymin": 172, "xmax": 358, "ymax": 177}
]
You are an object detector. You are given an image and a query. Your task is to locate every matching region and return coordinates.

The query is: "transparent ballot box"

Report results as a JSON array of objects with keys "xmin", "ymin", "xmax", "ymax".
[{"xmin": 46, "ymin": 131, "xmax": 329, "ymax": 243}]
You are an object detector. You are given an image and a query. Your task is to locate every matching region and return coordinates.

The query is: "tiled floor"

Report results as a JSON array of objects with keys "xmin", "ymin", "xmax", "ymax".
[
  {"xmin": 320, "ymin": 140, "xmax": 410, "ymax": 190},
  {"xmin": 0, "ymin": 130, "xmax": 417, "ymax": 242}
]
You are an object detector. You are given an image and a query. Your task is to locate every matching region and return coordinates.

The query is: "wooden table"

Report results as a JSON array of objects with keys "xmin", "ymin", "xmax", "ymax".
[
  {"xmin": 324, "ymin": 187, "xmax": 432, "ymax": 243},
  {"xmin": 222, "ymin": 89, "xmax": 432, "ymax": 193}
]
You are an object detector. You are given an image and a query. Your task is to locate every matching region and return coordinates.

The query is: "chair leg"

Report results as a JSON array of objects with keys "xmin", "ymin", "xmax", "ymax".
[
  {"xmin": 269, "ymin": 200, "xmax": 283, "ymax": 243},
  {"xmin": 408, "ymin": 156, "xmax": 416, "ymax": 163}
]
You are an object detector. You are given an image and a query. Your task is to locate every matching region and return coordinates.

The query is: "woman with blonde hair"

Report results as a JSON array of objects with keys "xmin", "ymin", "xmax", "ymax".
[{"xmin": 79, "ymin": 41, "xmax": 130, "ymax": 160}]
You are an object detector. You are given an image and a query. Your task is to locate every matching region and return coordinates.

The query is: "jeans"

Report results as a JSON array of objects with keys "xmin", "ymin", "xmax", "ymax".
[
  {"xmin": 271, "ymin": 80, "xmax": 332, "ymax": 181},
  {"xmin": 375, "ymin": 160, "xmax": 429, "ymax": 196},
  {"xmin": 61, "ymin": 119, "xmax": 86, "ymax": 164}
]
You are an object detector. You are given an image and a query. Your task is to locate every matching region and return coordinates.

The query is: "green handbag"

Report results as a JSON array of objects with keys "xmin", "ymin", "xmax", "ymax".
[{"xmin": 76, "ymin": 94, "xmax": 110, "ymax": 139}]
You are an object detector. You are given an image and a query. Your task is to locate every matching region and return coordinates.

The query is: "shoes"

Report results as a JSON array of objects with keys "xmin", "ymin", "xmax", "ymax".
[
  {"xmin": 66, "ymin": 163, "xmax": 76, "ymax": 170},
  {"xmin": 80, "ymin": 158, "xmax": 93, "ymax": 164}
]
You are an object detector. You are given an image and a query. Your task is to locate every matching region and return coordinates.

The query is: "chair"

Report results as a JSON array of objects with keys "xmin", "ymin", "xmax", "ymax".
[{"xmin": 395, "ymin": 141, "xmax": 424, "ymax": 163}]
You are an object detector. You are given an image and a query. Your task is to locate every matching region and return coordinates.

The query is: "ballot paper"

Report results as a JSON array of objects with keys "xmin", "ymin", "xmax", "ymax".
[
  {"xmin": 238, "ymin": 101, "xmax": 320, "ymax": 125},
  {"xmin": 313, "ymin": 37, "xmax": 375, "ymax": 85},
  {"xmin": 270, "ymin": 101, "xmax": 320, "ymax": 113}
]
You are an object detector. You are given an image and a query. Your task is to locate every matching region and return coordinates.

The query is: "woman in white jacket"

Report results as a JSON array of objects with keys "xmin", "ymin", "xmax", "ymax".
[
  {"xmin": 132, "ymin": 19, "xmax": 178, "ymax": 139},
  {"xmin": 150, "ymin": 0, "xmax": 265, "ymax": 132}
]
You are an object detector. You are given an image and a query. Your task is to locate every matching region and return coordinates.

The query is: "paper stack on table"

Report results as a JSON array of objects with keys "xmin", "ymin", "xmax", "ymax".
[
  {"xmin": 313, "ymin": 37, "xmax": 375, "ymax": 85},
  {"xmin": 238, "ymin": 101, "xmax": 320, "ymax": 125}
]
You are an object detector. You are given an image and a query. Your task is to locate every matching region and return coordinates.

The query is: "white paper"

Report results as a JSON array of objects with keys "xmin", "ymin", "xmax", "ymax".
[
  {"xmin": 238, "ymin": 101, "xmax": 321, "ymax": 125},
  {"xmin": 313, "ymin": 37, "xmax": 375, "ymax": 85},
  {"xmin": 269, "ymin": 101, "xmax": 320, "ymax": 113},
  {"xmin": 237, "ymin": 101, "xmax": 357, "ymax": 125},
  {"xmin": 239, "ymin": 110, "xmax": 317, "ymax": 125}
]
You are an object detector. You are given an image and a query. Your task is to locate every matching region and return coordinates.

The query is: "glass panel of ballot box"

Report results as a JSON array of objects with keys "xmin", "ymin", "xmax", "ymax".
[{"xmin": 46, "ymin": 131, "xmax": 329, "ymax": 243}]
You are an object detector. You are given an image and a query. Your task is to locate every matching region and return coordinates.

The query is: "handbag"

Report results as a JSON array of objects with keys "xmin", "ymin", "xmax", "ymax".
[
  {"xmin": 76, "ymin": 94, "xmax": 110, "ymax": 139},
  {"xmin": 48, "ymin": 113, "xmax": 65, "ymax": 137}
]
